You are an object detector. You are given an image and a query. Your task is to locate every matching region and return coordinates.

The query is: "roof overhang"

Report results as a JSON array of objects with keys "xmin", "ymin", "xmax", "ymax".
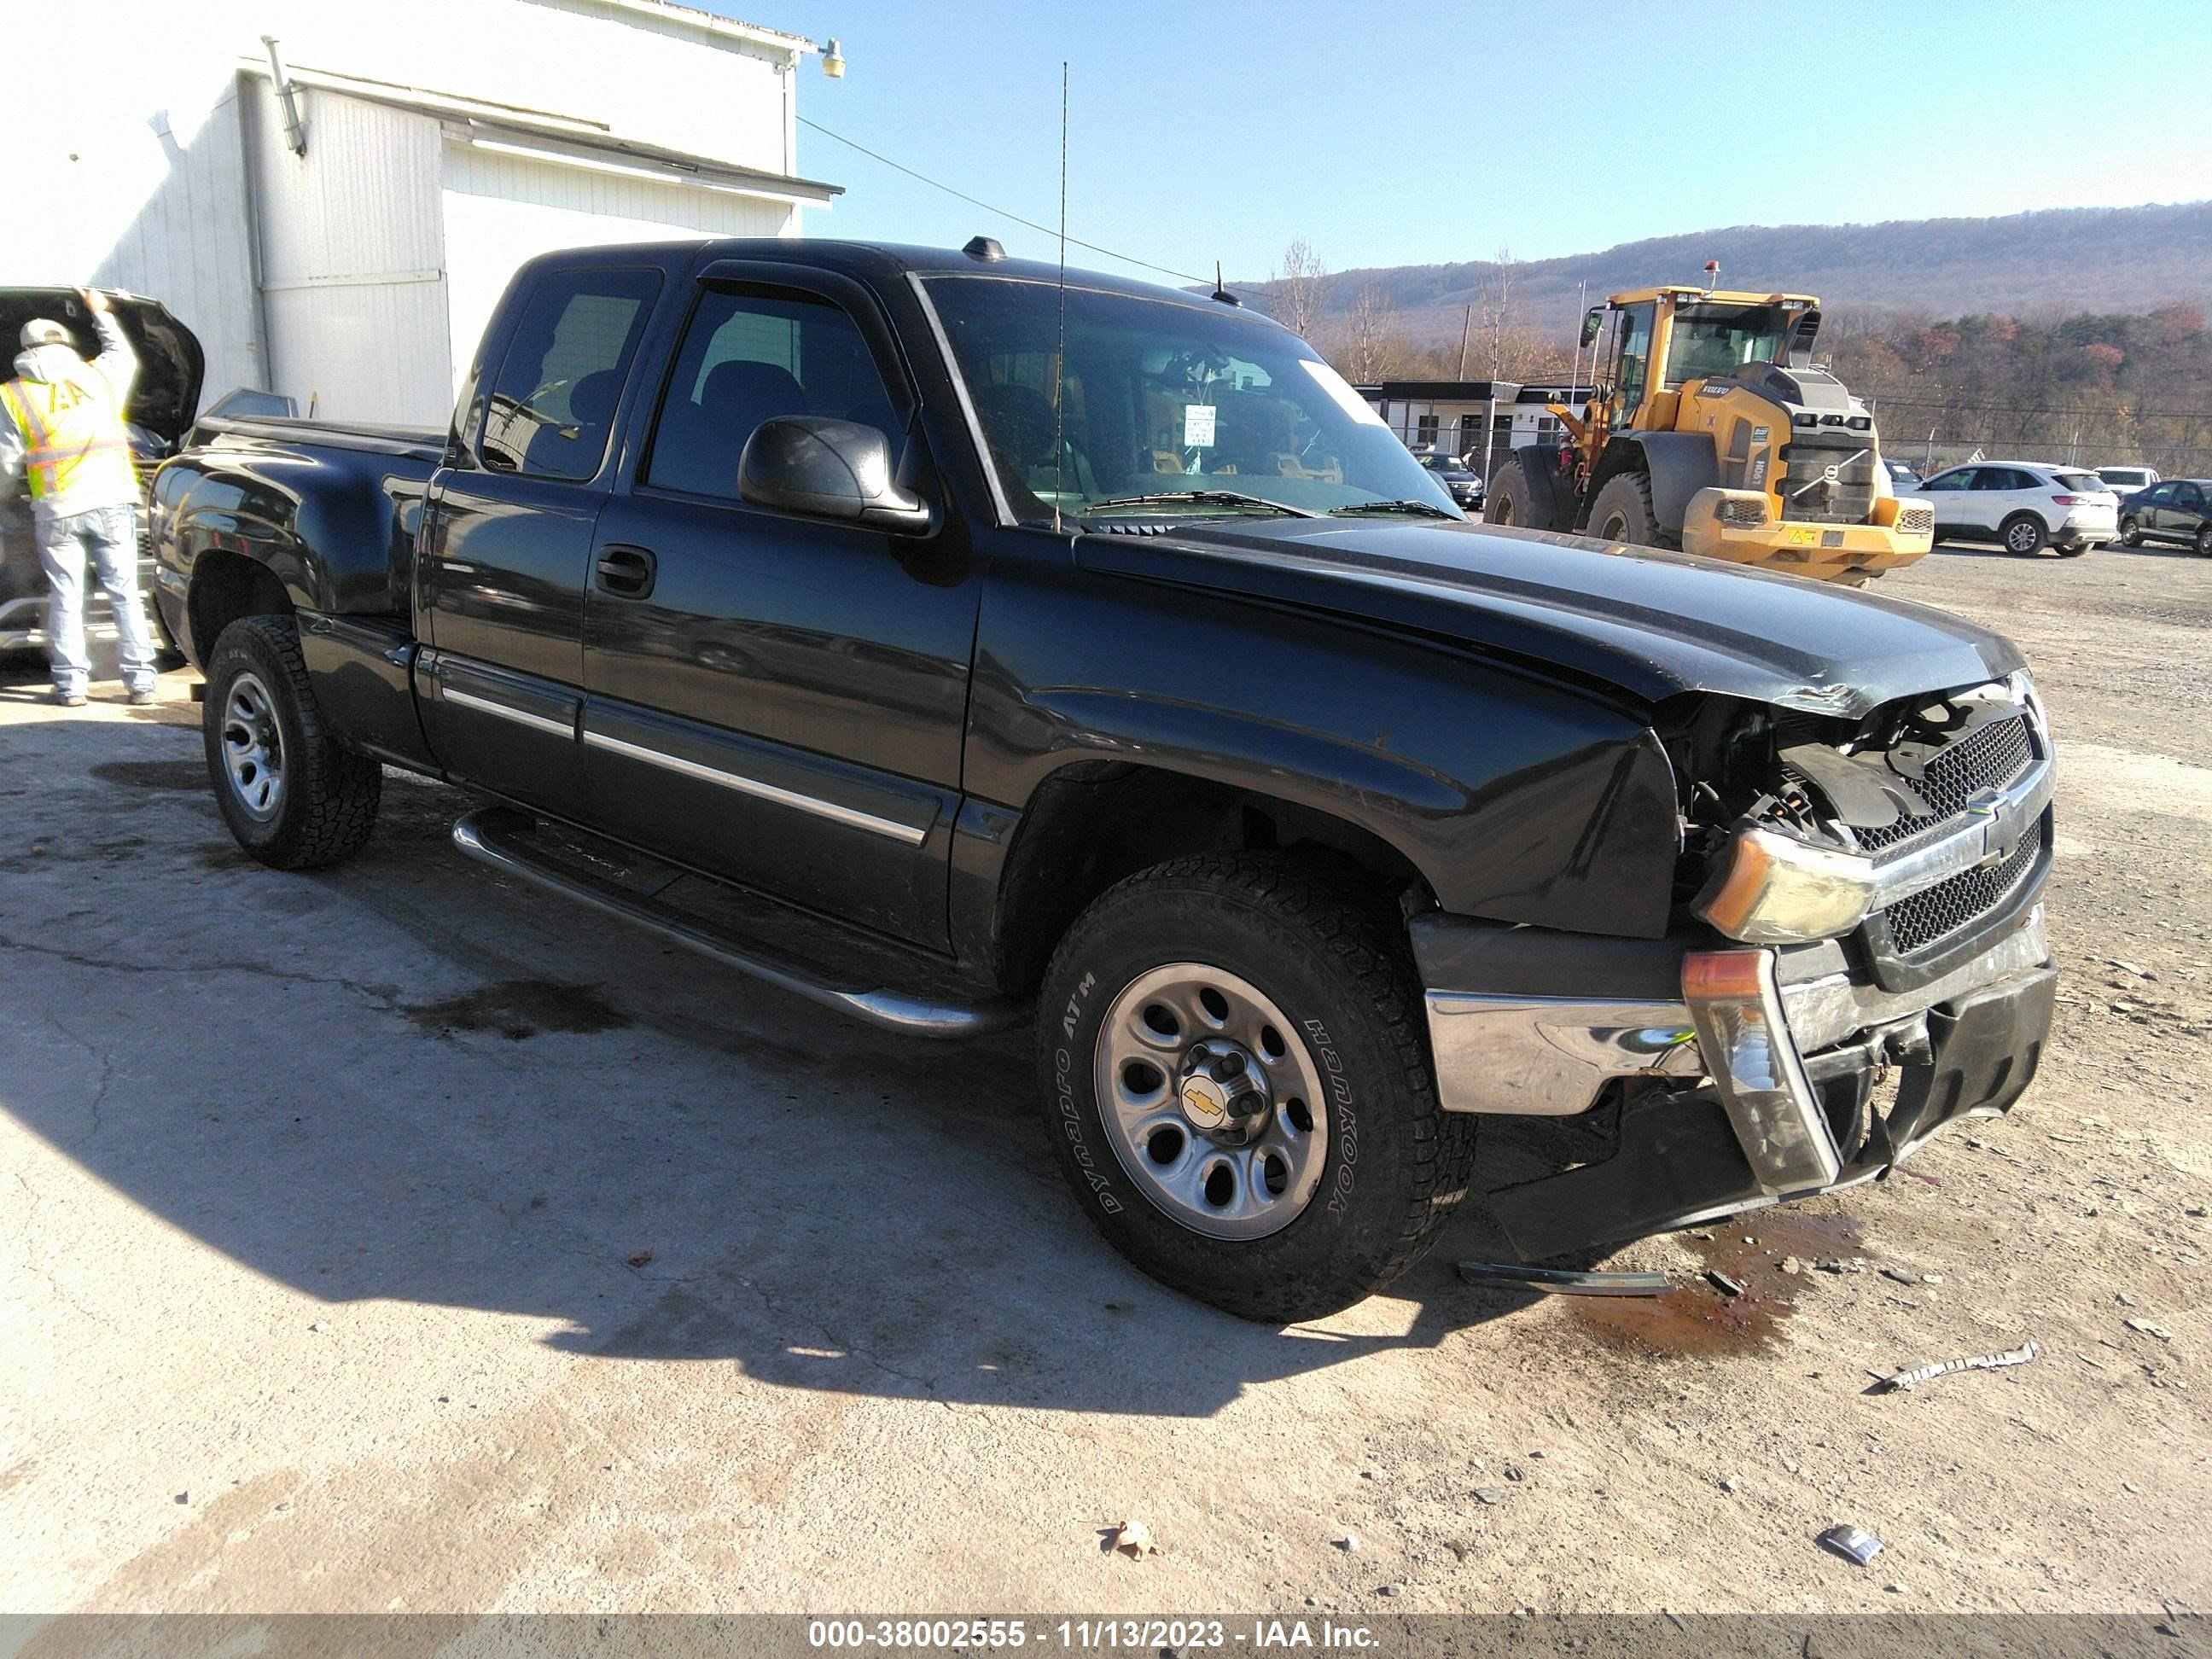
[{"xmin": 240, "ymin": 61, "xmax": 841, "ymax": 207}]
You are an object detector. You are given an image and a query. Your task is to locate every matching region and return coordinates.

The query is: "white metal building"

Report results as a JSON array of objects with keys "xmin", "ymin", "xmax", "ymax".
[{"xmin": 25, "ymin": 0, "xmax": 841, "ymax": 426}]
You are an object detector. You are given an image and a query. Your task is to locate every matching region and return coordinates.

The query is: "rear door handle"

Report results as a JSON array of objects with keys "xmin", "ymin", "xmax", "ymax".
[{"xmin": 595, "ymin": 544, "xmax": 656, "ymax": 599}]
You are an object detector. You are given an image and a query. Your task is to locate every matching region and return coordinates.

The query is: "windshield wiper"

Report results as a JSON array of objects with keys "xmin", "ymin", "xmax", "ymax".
[
  {"xmin": 1083, "ymin": 490, "xmax": 1320, "ymax": 519},
  {"xmin": 1327, "ymin": 498, "xmax": 1461, "ymax": 520}
]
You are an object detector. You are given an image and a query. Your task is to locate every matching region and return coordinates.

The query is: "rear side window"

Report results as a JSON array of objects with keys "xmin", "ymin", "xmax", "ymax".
[
  {"xmin": 2053, "ymin": 471, "xmax": 2101, "ymax": 492},
  {"xmin": 480, "ymin": 267, "xmax": 662, "ymax": 480},
  {"xmin": 643, "ymin": 287, "xmax": 899, "ymax": 503}
]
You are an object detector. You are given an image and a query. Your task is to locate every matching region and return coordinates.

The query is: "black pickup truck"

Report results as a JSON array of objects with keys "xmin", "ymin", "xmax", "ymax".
[{"xmin": 150, "ymin": 239, "xmax": 2058, "ymax": 1320}]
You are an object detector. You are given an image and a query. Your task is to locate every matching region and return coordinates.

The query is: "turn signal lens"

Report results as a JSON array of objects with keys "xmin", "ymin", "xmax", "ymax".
[{"xmin": 1694, "ymin": 826, "xmax": 1877, "ymax": 945}]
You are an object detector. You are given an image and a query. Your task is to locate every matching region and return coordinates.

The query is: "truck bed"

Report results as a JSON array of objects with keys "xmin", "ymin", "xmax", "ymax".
[{"xmin": 185, "ymin": 413, "xmax": 447, "ymax": 463}]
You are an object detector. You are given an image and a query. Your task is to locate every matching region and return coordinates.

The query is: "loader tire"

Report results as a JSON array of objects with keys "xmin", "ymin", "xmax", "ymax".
[
  {"xmin": 1484, "ymin": 456, "xmax": 1539, "ymax": 530},
  {"xmin": 1588, "ymin": 472, "xmax": 1663, "ymax": 549}
]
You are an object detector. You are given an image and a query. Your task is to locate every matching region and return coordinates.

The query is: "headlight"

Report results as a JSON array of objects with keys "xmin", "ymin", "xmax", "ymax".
[{"xmin": 1694, "ymin": 825, "xmax": 1876, "ymax": 944}]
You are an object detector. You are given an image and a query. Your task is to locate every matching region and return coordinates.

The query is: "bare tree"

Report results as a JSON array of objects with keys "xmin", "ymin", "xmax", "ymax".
[
  {"xmin": 1341, "ymin": 282, "xmax": 1403, "ymax": 383},
  {"xmin": 1272, "ymin": 237, "xmax": 1329, "ymax": 340},
  {"xmin": 1475, "ymin": 244, "xmax": 1518, "ymax": 379}
]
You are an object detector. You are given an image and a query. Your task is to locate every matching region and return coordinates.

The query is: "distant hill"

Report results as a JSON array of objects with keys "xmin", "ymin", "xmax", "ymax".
[{"xmin": 1241, "ymin": 202, "xmax": 2212, "ymax": 345}]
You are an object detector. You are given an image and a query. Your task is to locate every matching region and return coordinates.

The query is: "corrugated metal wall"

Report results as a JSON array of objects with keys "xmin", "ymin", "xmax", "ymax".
[
  {"xmin": 26, "ymin": 49, "xmax": 264, "ymax": 403},
  {"xmin": 440, "ymin": 143, "xmax": 794, "ymax": 399},
  {"xmin": 244, "ymin": 80, "xmax": 455, "ymax": 425}
]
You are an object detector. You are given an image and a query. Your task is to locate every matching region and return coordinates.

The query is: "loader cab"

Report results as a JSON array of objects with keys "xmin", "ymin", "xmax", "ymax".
[{"xmin": 1596, "ymin": 287, "xmax": 1822, "ymax": 432}]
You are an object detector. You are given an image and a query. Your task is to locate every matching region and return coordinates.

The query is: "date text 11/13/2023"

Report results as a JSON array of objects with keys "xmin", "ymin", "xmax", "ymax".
[{"xmin": 806, "ymin": 1618, "xmax": 1378, "ymax": 1650}]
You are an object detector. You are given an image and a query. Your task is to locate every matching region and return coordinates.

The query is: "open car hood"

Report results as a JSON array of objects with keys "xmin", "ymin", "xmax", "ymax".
[
  {"xmin": 1074, "ymin": 518, "xmax": 2024, "ymax": 719},
  {"xmin": 0, "ymin": 288, "xmax": 206, "ymax": 454}
]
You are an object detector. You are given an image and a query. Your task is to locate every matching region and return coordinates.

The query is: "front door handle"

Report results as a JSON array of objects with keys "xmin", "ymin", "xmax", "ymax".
[{"xmin": 595, "ymin": 544, "xmax": 656, "ymax": 599}]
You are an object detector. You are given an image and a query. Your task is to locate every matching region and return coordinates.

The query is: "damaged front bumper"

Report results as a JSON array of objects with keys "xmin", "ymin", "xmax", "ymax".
[{"xmin": 1413, "ymin": 905, "xmax": 2056, "ymax": 1259}]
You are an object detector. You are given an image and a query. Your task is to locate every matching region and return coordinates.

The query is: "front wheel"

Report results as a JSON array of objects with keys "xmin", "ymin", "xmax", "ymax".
[
  {"xmin": 1036, "ymin": 853, "xmax": 1476, "ymax": 1323},
  {"xmin": 1482, "ymin": 455, "xmax": 1536, "ymax": 529},
  {"xmin": 202, "ymin": 614, "xmax": 382, "ymax": 868},
  {"xmin": 2197, "ymin": 525, "xmax": 2212, "ymax": 557},
  {"xmin": 2001, "ymin": 513, "xmax": 2048, "ymax": 556},
  {"xmin": 2120, "ymin": 516, "xmax": 2143, "ymax": 547},
  {"xmin": 1586, "ymin": 472, "xmax": 1662, "ymax": 547}
]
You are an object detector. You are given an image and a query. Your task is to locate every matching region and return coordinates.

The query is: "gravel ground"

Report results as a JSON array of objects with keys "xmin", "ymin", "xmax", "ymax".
[{"xmin": 0, "ymin": 537, "xmax": 2205, "ymax": 1621}]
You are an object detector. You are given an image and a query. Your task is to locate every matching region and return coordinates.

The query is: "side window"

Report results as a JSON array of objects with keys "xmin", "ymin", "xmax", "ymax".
[
  {"xmin": 1613, "ymin": 303, "xmax": 1655, "ymax": 424},
  {"xmin": 1924, "ymin": 469, "xmax": 1968, "ymax": 492},
  {"xmin": 2179, "ymin": 484, "xmax": 2203, "ymax": 511},
  {"xmin": 644, "ymin": 286, "xmax": 898, "ymax": 502},
  {"xmin": 2144, "ymin": 483, "xmax": 2173, "ymax": 505},
  {"xmin": 480, "ymin": 267, "xmax": 661, "ymax": 480},
  {"xmin": 1970, "ymin": 469, "xmax": 2014, "ymax": 492}
]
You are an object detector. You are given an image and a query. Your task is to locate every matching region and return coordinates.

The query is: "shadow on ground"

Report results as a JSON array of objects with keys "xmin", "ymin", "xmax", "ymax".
[{"xmin": 0, "ymin": 705, "xmax": 1751, "ymax": 1420}]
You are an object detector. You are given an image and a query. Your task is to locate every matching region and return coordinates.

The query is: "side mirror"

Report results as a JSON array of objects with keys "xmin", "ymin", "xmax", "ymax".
[
  {"xmin": 1580, "ymin": 307, "xmax": 1604, "ymax": 349},
  {"xmin": 738, "ymin": 416, "xmax": 934, "ymax": 536}
]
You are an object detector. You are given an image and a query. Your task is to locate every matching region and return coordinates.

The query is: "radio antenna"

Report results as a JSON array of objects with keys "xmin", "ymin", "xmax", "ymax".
[{"xmin": 1052, "ymin": 61, "xmax": 1068, "ymax": 536}]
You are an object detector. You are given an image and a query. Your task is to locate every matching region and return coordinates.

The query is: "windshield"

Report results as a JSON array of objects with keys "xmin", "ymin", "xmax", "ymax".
[
  {"xmin": 923, "ymin": 276, "xmax": 1461, "ymax": 522},
  {"xmin": 1421, "ymin": 456, "xmax": 1471, "ymax": 477},
  {"xmin": 1662, "ymin": 302, "xmax": 1790, "ymax": 387}
]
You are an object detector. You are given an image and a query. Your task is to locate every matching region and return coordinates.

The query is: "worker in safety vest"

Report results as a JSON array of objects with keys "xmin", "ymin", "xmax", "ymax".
[{"xmin": 0, "ymin": 288, "xmax": 157, "ymax": 707}]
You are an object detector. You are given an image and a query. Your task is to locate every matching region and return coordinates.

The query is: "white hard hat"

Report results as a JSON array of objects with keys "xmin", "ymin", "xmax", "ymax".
[{"xmin": 20, "ymin": 318, "xmax": 70, "ymax": 349}]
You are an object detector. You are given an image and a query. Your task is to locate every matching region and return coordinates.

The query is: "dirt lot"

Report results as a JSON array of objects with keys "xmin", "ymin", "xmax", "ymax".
[{"xmin": 1, "ymin": 537, "xmax": 2206, "ymax": 1621}]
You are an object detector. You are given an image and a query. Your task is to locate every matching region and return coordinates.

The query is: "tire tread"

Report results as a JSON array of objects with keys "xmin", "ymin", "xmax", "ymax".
[{"xmin": 1039, "ymin": 851, "xmax": 1476, "ymax": 1321}]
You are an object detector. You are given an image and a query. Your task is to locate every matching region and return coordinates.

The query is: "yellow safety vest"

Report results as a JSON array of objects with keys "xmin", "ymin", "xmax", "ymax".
[{"xmin": 2, "ymin": 367, "xmax": 137, "ymax": 504}]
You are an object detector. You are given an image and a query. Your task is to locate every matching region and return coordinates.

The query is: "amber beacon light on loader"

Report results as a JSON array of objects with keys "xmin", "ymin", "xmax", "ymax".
[{"xmin": 1484, "ymin": 263, "xmax": 1934, "ymax": 583}]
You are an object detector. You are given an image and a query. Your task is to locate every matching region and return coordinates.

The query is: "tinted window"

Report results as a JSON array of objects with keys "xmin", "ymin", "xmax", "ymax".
[
  {"xmin": 1971, "ymin": 469, "xmax": 2023, "ymax": 491},
  {"xmin": 644, "ymin": 288, "xmax": 897, "ymax": 502},
  {"xmin": 2053, "ymin": 471, "xmax": 2101, "ymax": 492},
  {"xmin": 480, "ymin": 267, "xmax": 661, "ymax": 480},
  {"xmin": 2178, "ymin": 484, "xmax": 2205, "ymax": 510},
  {"xmin": 2143, "ymin": 483, "xmax": 2174, "ymax": 504},
  {"xmin": 1921, "ymin": 469, "xmax": 1969, "ymax": 492}
]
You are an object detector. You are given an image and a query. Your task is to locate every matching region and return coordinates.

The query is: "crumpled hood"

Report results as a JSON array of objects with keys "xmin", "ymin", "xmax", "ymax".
[{"xmin": 1074, "ymin": 518, "xmax": 2024, "ymax": 719}]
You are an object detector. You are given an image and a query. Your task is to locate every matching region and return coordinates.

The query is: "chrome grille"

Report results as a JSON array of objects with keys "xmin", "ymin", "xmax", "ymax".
[
  {"xmin": 1854, "ymin": 715, "xmax": 2034, "ymax": 853},
  {"xmin": 1885, "ymin": 816, "xmax": 2045, "ymax": 955}
]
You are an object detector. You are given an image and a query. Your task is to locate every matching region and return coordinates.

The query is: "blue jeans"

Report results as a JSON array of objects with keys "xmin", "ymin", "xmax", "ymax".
[{"xmin": 38, "ymin": 504, "xmax": 154, "ymax": 698}]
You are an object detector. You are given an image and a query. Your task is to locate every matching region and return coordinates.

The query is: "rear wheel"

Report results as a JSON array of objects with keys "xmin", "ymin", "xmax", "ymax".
[
  {"xmin": 1482, "ymin": 455, "xmax": 1536, "ymax": 529},
  {"xmin": 2119, "ymin": 516, "xmax": 2143, "ymax": 547},
  {"xmin": 202, "ymin": 614, "xmax": 381, "ymax": 869},
  {"xmin": 2000, "ymin": 513, "xmax": 2048, "ymax": 556},
  {"xmin": 1587, "ymin": 472, "xmax": 1662, "ymax": 547},
  {"xmin": 1036, "ymin": 853, "xmax": 1477, "ymax": 1323}
]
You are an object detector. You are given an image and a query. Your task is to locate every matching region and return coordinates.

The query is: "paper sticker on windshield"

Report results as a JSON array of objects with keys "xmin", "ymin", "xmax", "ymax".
[
  {"xmin": 1184, "ymin": 405, "xmax": 1217, "ymax": 448},
  {"xmin": 1298, "ymin": 358, "xmax": 1388, "ymax": 426}
]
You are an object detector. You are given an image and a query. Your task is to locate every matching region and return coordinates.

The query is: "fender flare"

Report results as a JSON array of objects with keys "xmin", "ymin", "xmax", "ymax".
[{"xmin": 1588, "ymin": 432, "xmax": 1720, "ymax": 538}]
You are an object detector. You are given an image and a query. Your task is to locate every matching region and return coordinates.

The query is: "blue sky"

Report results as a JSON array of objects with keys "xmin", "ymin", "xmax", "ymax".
[{"xmin": 725, "ymin": 0, "xmax": 2212, "ymax": 286}]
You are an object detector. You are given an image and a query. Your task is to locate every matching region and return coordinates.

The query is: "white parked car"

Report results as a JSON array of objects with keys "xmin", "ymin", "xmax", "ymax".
[
  {"xmin": 2094, "ymin": 464, "xmax": 2160, "ymax": 498},
  {"xmin": 1915, "ymin": 460, "xmax": 2119, "ymax": 556}
]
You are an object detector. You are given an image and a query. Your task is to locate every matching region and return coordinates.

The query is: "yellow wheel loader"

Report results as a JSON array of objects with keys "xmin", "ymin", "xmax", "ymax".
[{"xmin": 1484, "ymin": 276, "xmax": 1931, "ymax": 582}]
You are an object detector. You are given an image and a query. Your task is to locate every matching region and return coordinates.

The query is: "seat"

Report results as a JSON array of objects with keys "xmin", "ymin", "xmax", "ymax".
[
  {"xmin": 651, "ymin": 359, "xmax": 810, "ymax": 496},
  {"xmin": 522, "ymin": 369, "xmax": 622, "ymax": 478}
]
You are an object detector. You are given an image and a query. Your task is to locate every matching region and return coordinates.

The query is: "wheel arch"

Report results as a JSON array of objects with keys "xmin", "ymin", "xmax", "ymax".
[
  {"xmin": 979, "ymin": 759, "xmax": 1428, "ymax": 997},
  {"xmin": 1585, "ymin": 432, "xmax": 1718, "ymax": 537}
]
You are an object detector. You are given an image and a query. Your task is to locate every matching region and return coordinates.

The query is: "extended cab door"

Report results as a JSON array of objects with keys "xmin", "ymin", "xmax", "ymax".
[
  {"xmin": 416, "ymin": 260, "xmax": 666, "ymax": 818},
  {"xmin": 579, "ymin": 261, "xmax": 979, "ymax": 948}
]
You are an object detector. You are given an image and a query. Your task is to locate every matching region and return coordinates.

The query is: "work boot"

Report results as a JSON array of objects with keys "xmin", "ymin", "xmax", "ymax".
[
  {"xmin": 53, "ymin": 689, "xmax": 87, "ymax": 708},
  {"xmin": 128, "ymin": 687, "xmax": 158, "ymax": 707}
]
